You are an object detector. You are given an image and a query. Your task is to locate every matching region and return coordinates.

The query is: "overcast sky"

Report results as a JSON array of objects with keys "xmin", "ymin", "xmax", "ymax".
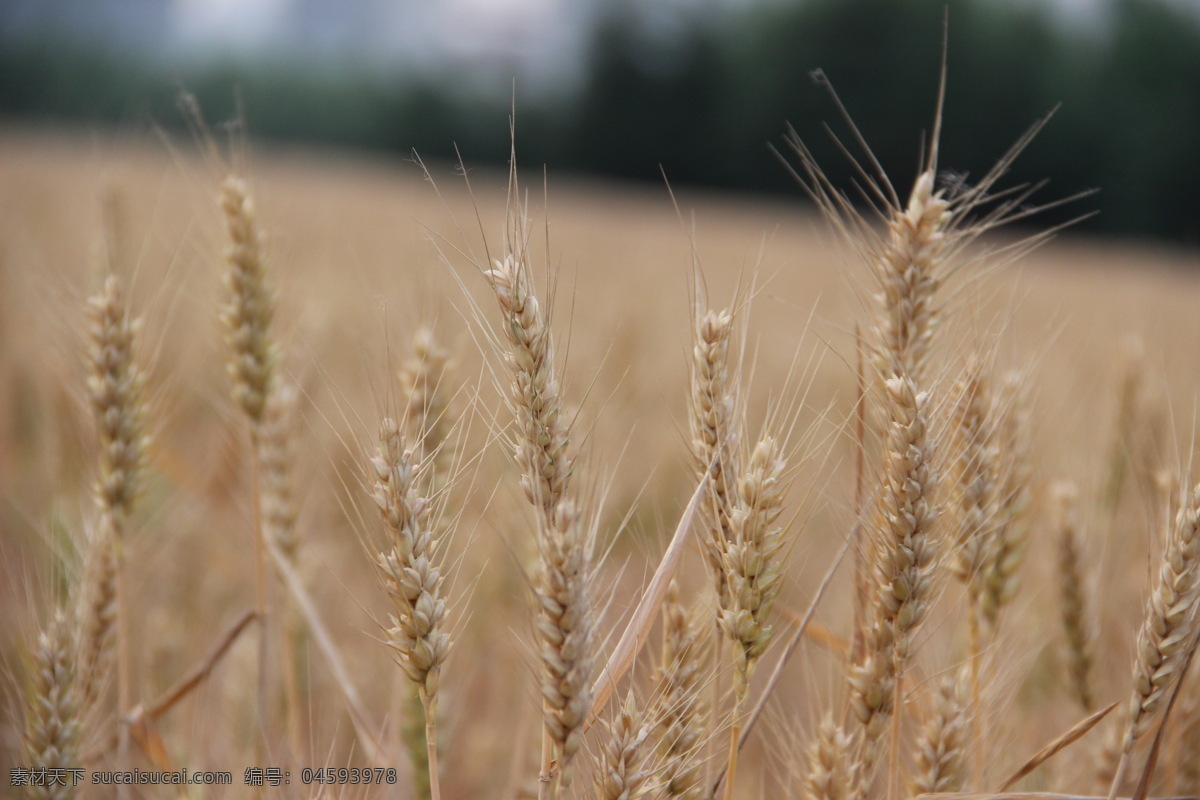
[{"xmin": 5, "ymin": 0, "xmax": 1200, "ymax": 93}]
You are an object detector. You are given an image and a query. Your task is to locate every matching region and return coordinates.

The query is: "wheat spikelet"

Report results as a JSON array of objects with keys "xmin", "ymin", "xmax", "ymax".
[
  {"xmin": 654, "ymin": 582, "xmax": 708, "ymax": 800},
  {"xmin": 802, "ymin": 713, "xmax": 856, "ymax": 800},
  {"xmin": 24, "ymin": 609, "xmax": 82, "ymax": 800},
  {"xmin": 219, "ymin": 175, "xmax": 277, "ymax": 425},
  {"xmin": 1175, "ymin": 681, "xmax": 1200, "ymax": 793},
  {"xmin": 594, "ymin": 694, "xmax": 652, "ymax": 800},
  {"xmin": 910, "ymin": 673, "xmax": 968, "ymax": 796}
]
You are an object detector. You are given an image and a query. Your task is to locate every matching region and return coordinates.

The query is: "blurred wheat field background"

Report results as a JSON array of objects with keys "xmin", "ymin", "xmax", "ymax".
[{"xmin": 2, "ymin": 117, "xmax": 1200, "ymax": 800}]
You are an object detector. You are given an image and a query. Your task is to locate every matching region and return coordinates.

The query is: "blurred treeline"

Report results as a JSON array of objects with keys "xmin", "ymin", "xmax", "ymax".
[{"xmin": 2, "ymin": 0, "xmax": 1199, "ymax": 243}]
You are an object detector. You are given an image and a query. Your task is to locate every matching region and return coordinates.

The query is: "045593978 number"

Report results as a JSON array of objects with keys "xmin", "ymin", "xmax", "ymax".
[{"xmin": 300, "ymin": 768, "xmax": 397, "ymax": 785}]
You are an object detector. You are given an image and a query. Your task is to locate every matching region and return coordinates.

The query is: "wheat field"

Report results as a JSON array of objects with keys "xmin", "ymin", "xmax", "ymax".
[{"xmin": 1, "ymin": 116, "xmax": 1199, "ymax": 800}]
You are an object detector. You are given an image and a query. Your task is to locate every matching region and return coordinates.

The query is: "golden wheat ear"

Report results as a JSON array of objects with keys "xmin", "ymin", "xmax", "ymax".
[
  {"xmin": 369, "ymin": 416, "xmax": 450, "ymax": 800},
  {"xmin": 1109, "ymin": 479, "xmax": 1200, "ymax": 799},
  {"xmin": 484, "ymin": 239, "xmax": 594, "ymax": 797},
  {"xmin": 801, "ymin": 712, "xmax": 857, "ymax": 800},
  {"xmin": 24, "ymin": 609, "xmax": 82, "ymax": 800},
  {"xmin": 82, "ymin": 271, "xmax": 149, "ymax": 780},
  {"xmin": 216, "ymin": 170, "xmax": 282, "ymax": 760},
  {"xmin": 1053, "ymin": 481, "xmax": 1096, "ymax": 715},
  {"xmin": 652, "ymin": 581, "xmax": 710, "ymax": 800},
  {"xmin": 592, "ymin": 692, "xmax": 654, "ymax": 800},
  {"xmin": 910, "ymin": 671, "xmax": 969, "ymax": 796}
]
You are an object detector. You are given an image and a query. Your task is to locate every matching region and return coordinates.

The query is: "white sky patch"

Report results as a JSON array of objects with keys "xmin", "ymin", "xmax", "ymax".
[{"xmin": 171, "ymin": 0, "xmax": 293, "ymax": 53}]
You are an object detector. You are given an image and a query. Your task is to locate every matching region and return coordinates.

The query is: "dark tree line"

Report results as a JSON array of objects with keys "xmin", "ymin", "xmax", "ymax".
[{"xmin": 2, "ymin": 0, "xmax": 1198, "ymax": 243}]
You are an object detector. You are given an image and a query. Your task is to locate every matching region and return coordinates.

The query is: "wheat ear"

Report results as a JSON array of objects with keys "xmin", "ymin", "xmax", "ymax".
[
  {"xmin": 1108, "ymin": 479, "xmax": 1200, "ymax": 799},
  {"xmin": 718, "ymin": 434, "xmax": 790, "ymax": 800},
  {"xmin": 485, "ymin": 251, "xmax": 592, "ymax": 797},
  {"xmin": 258, "ymin": 381, "xmax": 304, "ymax": 757},
  {"xmin": 803, "ymin": 713, "xmax": 856, "ymax": 800},
  {"xmin": 982, "ymin": 370, "xmax": 1031, "ymax": 627},
  {"xmin": 947, "ymin": 359, "xmax": 999, "ymax": 786},
  {"xmin": 910, "ymin": 672, "xmax": 968, "ymax": 796},
  {"xmin": 1053, "ymin": 482, "xmax": 1096, "ymax": 713},
  {"xmin": 83, "ymin": 273, "xmax": 147, "ymax": 777},
  {"xmin": 397, "ymin": 327, "xmax": 455, "ymax": 799},
  {"xmin": 371, "ymin": 418, "xmax": 450, "ymax": 800},
  {"xmin": 594, "ymin": 693, "xmax": 653, "ymax": 800},
  {"xmin": 75, "ymin": 513, "xmax": 117, "ymax": 722},
  {"xmin": 25, "ymin": 609, "xmax": 82, "ymax": 800},
  {"xmin": 690, "ymin": 307, "xmax": 738, "ymax": 592},
  {"xmin": 686, "ymin": 304, "xmax": 739, "ymax": 796},
  {"xmin": 218, "ymin": 173, "xmax": 279, "ymax": 751},
  {"xmin": 399, "ymin": 325, "xmax": 454, "ymax": 492},
  {"xmin": 848, "ymin": 373, "xmax": 939, "ymax": 770},
  {"xmin": 219, "ymin": 175, "xmax": 276, "ymax": 425},
  {"xmin": 654, "ymin": 581, "xmax": 708, "ymax": 800}
]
